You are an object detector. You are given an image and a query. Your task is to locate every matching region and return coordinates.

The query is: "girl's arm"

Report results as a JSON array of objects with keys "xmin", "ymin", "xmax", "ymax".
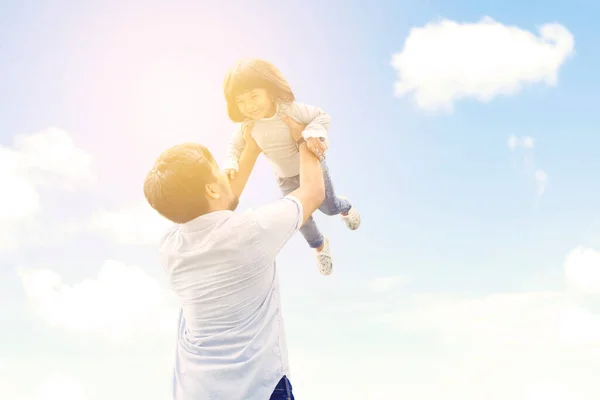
[
  {"xmin": 285, "ymin": 102, "xmax": 331, "ymax": 140},
  {"xmin": 230, "ymin": 124, "xmax": 261, "ymax": 199},
  {"xmin": 223, "ymin": 123, "xmax": 247, "ymax": 172}
]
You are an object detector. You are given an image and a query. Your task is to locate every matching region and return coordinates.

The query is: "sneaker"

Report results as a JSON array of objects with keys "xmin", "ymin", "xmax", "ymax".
[
  {"xmin": 316, "ymin": 237, "xmax": 332, "ymax": 276},
  {"xmin": 339, "ymin": 196, "xmax": 360, "ymax": 230}
]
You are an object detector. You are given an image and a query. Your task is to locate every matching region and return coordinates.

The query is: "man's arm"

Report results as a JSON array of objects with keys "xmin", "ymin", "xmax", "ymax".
[
  {"xmin": 252, "ymin": 196, "xmax": 304, "ymax": 260},
  {"xmin": 284, "ymin": 117, "xmax": 326, "ymax": 225},
  {"xmin": 251, "ymin": 118, "xmax": 326, "ymax": 259}
]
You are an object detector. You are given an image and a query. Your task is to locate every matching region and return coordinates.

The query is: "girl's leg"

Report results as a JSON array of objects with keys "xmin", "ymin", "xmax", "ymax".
[
  {"xmin": 277, "ymin": 174, "xmax": 333, "ymax": 275},
  {"xmin": 298, "ymin": 216, "xmax": 325, "ymax": 249},
  {"xmin": 318, "ymin": 160, "xmax": 352, "ymax": 215},
  {"xmin": 317, "ymin": 159, "xmax": 361, "ymax": 230},
  {"xmin": 277, "ymin": 175, "xmax": 325, "ymax": 249}
]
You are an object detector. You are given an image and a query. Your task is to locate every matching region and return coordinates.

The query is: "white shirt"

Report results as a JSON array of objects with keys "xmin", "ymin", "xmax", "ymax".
[
  {"xmin": 223, "ymin": 101, "xmax": 331, "ymax": 178},
  {"xmin": 159, "ymin": 196, "xmax": 303, "ymax": 400}
]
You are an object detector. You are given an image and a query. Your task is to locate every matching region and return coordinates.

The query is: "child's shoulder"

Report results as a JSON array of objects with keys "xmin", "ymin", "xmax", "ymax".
[
  {"xmin": 278, "ymin": 100, "xmax": 320, "ymax": 113},
  {"xmin": 233, "ymin": 121, "xmax": 251, "ymax": 131},
  {"xmin": 277, "ymin": 101, "xmax": 296, "ymax": 114},
  {"xmin": 277, "ymin": 101, "xmax": 309, "ymax": 117}
]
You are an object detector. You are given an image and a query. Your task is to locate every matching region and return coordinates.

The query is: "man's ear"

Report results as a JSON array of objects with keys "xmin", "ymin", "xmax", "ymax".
[{"xmin": 205, "ymin": 183, "xmax": 221, "ymax": 199}]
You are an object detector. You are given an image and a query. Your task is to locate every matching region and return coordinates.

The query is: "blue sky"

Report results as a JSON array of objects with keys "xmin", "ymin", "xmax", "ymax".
[{"xmin": 2, "ymin": 0, "xmax": 600, "ymax": 399}]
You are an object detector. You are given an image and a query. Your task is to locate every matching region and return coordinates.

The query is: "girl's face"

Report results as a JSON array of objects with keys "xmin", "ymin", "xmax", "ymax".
[{"xmin": 235, "ymin": 88, "xmax": 276, "ymax": 120}]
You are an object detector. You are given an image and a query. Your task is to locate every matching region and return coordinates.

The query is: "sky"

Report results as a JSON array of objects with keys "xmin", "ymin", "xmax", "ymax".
[{"xmin": 2, "ymin": 0, "xmax": 600, "ymax": 399}]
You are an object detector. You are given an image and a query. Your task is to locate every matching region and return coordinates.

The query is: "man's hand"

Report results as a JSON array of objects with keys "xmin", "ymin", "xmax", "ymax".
[
  {"xmin": 281, "ymin": 116, "xmax": 326, "ymax": 159},
  {"xmin": 305, "ymin": 137, "xmax": 327, "ymax": 159},
  {"xmin": 281, "ymin": 115, "xmax": 306, "ymax": 141}
]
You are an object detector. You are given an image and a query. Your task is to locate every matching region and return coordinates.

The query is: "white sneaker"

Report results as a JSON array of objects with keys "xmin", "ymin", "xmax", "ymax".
[
  {"xmin": 339, "ymin": 196, "xmax": 360, "ymax": 230},
  {"xmin": 316, "ymin": 237, "xmax": 332, "ymax": 276}
]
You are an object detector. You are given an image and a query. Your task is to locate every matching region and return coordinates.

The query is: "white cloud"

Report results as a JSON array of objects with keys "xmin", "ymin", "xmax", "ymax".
[
  {"xmin": 14, "ymin": 128, "xmax": 93, "ymax": 185},
  {"xmin": 369, "ymin": 275, "xmax": 409, "ymax": 293},
  {"xmin": 525, "ymin": 382, "xmax": 587, "ymax": 400},
  {"xmin": 0, "ymin": 128, "xmax": 93, "ymax": 250},
  {"xmin": 11, "ymin": 244, "xmax": 600, "ymax": 400},
  {"xmin": 19, "ymin": 260, "xmax": 176, "ymax": 341},
  {"xmin": 507, "ymin": 136, "xmax": 547, "ymax": 197},
  {"xmin": 392, "ymin": 17, "xmax": 574, "ymax": 111},
  {"xmin": 564, "ymin": 245, "xmax": 600, "ymax": 295},
  {"xmin": 508, "ymin": 135, "xmax": 535, "ymax": 150},
  {"xmin": 349, "ymin": 244, "xmax": 600, "ymax": 399},
  {"xmin": 373, "ymin": 242, "xmax": 600, "ymax": 348},
  {"xmin": 35, "ymin": 374, "xmax": 86, "ymax": 400},
  {"xmin": 535, "ymin": 168, "xmax": 548, "ymax": 195},
  {"xmin": 508, "ymin": 135, "xmax": 519, "ymax": 150},
  {"xmin": 82, "ymin": 202, "xmax": 172, "ymax": 245},
  {"xmin": 521, "ymin": 136, "xmax": 535, "ymax": 149},
  {"xmin": 375, "ymin": 291, "xmax": 582, "ymax": 345}
]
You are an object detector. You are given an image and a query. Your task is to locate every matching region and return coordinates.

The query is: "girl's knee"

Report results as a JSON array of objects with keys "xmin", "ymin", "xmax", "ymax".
[{"xmin": 319, "ymin": 202, "xmax": 339, "ymax": 216}]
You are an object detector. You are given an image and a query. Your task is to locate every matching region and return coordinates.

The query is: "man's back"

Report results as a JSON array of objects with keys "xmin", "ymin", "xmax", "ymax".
[{"xmin": 159, "ymin": 197, "xmax": 303, "ymax": 400}]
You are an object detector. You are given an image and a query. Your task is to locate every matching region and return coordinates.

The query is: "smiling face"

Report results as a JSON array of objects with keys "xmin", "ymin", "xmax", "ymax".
[{"xmin": 234, "ymin": 88, "xmax": 276, "ymax": 120}]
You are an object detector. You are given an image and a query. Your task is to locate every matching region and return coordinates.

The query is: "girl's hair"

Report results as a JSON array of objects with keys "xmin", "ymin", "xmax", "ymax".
[{"xmin": 223, "ymin": 58, "xmax": 295, "ymax": 122}]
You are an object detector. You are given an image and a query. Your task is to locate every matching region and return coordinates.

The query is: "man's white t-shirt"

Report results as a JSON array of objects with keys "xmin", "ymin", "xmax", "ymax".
[{"xmin": 159, "ymin": 196, "xmax": 303, "ymax": 400}]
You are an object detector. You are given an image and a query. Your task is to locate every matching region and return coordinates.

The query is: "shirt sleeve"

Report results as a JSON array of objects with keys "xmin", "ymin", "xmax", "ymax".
[
  {"xmin": 223, "ymin": 123, "xmax": 247, "ymax": 171},
  {"xmin": 252, "ymin": 196, "xmax": 303, "ymax": 260},
  {"xmin": 285, "ymin": 102, "xmax": 331, "ymax": 140}
]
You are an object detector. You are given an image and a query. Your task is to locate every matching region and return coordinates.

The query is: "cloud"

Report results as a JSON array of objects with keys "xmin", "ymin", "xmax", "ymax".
[
  {"xmin": 79, "ymin": 202, "xmax": 172, "ymax": 245},
  {"xmin": 507, "ymin": 135, "xmax": 547, "ymax": 197},
  {"xmin": 375, "ymin": 291, "xmax": 579, "ymax": 345},
  {"xmin": 392, "ymin": 17, "xmax": 574, "ymax": 111},
  {"xmin": 564, "ymin": 246, "xmax": 600, "ymax": 295},
  {"xmin": 369, "ymin": 275, "xmax": 410, "ymax": 293},
  {"xmin": 35, "ymin": 374, "xmax": 86, "ymax": 400},
  {"xmin": 373, "ymin": 243, "xmax": 600, "ymax": 347},
  {"xmin": 13, "ymin": 245, "xmax": 600, "ymax": 400},
  {"xmin": 0, "ymin": 127, "xmax": 93, "ymax": 250},
  {"xmin": 535, "ymin": 168, "xmax": 548, "ymax": 196},
  {"xmin": 521, "ymin": 136, "xmax": 535, "ymax": 149},
  {"xmin": 19, "ymin": 260, "xmax": 176, "ymax": 341},
  {"xmin": 13, "ymin": 128, "xmax": 93, "ymax": 185},
  {"xmin": 350, "ymin": 244, "xmax": 600, "ymax": 398},
  {"xmin": 525, "ymin": 382, "xmax": 587, "ymax": 400},
  {"xmin": 508, "ymin": 135, "xmax": 535, "ymax": 150},
  {"xmin": 508, "ymin": 135, "xmax": 519, "ymax": 150}
]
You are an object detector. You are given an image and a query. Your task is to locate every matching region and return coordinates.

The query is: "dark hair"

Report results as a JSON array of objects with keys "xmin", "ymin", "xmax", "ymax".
[
  {"xmin": 144, "ymin": 143, "xmax": 218, "ymax": 224},
  {"xmin": 223, "ymin": 58, "xmax": 295, "ymax": 122}
]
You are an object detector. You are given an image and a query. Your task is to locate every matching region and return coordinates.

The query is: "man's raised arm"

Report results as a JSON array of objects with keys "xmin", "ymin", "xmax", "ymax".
[{"xmin": 251, "ymin": 118, "xmax": 325, "ymax": 259}]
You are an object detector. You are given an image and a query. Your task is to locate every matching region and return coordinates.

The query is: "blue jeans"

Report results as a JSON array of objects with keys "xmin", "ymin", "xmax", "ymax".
[
  {"xmin": 270, "ymin": 375, "xmax": 294, "ymax": 400},
  {"xmin": 277, "ymin": 159, "xmax": 352, "ymax": 249}
]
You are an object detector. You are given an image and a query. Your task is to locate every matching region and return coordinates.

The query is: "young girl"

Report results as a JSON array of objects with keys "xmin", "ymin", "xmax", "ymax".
[{"xmin": 222, "ymin": 58, "xmax": 360, "ymax": 276}]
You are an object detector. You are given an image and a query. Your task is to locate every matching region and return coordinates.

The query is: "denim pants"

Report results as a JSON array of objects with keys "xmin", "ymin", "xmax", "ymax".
[
  {"xmin": 277, "ymin": 159, "xmax": 352, "ymax": 249},
  {"xmin": 269, "ymin": 375, "xmax": 294, "ymax": 400}
]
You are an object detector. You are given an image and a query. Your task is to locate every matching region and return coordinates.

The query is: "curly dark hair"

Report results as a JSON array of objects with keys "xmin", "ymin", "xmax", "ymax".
[{"xmin": 223, "ymin": 58, "xmax": 295, "ymax": 122}]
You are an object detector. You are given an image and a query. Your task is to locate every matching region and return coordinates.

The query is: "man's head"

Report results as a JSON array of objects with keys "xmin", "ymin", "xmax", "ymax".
[{"xmin": 144, "ymin": 143, "xmax": 239, "ymax": 224}]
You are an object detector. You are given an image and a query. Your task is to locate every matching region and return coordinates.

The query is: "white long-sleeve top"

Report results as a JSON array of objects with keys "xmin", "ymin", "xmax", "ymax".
[{"xmin": 223, "ymin": 101, "xmax": 331, "ymax": 178}]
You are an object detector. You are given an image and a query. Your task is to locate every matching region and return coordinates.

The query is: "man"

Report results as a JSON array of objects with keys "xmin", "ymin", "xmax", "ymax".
[{"xmin": 143, "ymin": 116, "xmax": 325, "ymax": 400}]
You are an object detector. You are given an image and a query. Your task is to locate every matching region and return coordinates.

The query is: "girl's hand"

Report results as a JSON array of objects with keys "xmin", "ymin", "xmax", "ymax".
[
  {"xmin": 227, "ymin": 121, "xmax": 260, "ymax": 181},
  {"xmin": 281, "ymin": 115, "xmax": 307, "ymax": 142},
  {"xmin": 281, "ymin": 115, "xmax": 326, "ymax": 158},
  {"xmin": 225, "ymin": 168, "xmax": 237, "ymax": 180}
]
